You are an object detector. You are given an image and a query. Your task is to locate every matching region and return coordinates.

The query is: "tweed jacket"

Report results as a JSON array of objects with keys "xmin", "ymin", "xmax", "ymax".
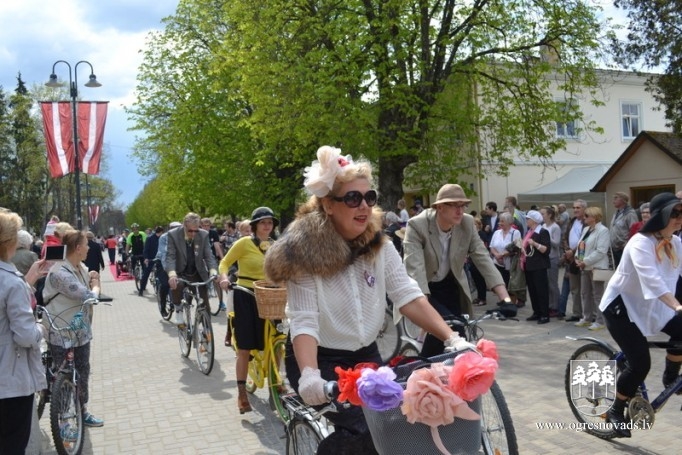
[
  {"xmin": 165, "ymin": 227, "xmax": 217, "ymax": 281},
  {"xmin": 403, "ymin": 209, "xmax": 504, "ymax": 316}
]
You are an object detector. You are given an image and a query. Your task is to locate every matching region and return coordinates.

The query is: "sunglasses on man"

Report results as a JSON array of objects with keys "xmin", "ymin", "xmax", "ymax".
[{"xmin": 332, "ymin": 190, "xmax": 378, "ymax": 208}]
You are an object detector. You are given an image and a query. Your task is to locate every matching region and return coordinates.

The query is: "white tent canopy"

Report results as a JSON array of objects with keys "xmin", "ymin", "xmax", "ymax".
[{"xmin": 517, "ymin": 165, "xmax": 608, "ymax": 208}]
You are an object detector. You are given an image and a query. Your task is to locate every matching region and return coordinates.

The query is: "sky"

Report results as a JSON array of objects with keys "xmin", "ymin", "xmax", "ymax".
[
  {"xmin": 0, "ymin": 0, "xmax": 179, "ymax": 207},
  {"xmin": 0, "ymin": 1, "xmax": 630, "ymax": 210}
]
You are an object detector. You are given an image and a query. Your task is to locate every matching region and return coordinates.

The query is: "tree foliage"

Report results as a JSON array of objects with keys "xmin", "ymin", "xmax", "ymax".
[
  {"xmin": 130, "ymin": 0, "xmax": 609, "ymax": 222},
  {"xmin": 612, "ymin": 0, "xmax": 682, "ymax": 132}
]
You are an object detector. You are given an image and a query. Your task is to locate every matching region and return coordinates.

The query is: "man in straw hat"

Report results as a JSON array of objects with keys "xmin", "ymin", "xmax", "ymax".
[{"xmin": 403, "ymin": 183, "xmax": 513, "ymax": 356}]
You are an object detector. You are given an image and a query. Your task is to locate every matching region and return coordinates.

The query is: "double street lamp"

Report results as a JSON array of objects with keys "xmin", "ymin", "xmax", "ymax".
[{"xmin": 45, "ymin": 60, "xmax": 102, "ymax": 230}]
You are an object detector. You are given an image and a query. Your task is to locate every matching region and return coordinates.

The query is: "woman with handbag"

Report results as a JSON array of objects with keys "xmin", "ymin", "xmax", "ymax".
[
  {"xmin": 573, "ymin": 207, "xmax": 610, "ymax": 330},
  {"xmin": 522, "ymin": 210, "xmax": 551, "ymax": 324}
]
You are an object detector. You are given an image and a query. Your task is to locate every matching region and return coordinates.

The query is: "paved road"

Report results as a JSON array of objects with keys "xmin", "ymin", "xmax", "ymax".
[{"xmin": 36, "ymin": 263, "xmax": 680, "ymax": 454}]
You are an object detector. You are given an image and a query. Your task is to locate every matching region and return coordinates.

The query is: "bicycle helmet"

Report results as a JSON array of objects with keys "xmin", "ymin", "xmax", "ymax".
[
  {"xmin": 131, "ymin": 223, "xmax": 140, "ymax": 229},
  {"xmin": 250, "ymin": 207, "xmax": 279, "ymax": 228}
]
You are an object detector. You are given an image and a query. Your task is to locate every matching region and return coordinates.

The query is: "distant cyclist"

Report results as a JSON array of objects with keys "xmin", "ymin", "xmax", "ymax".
[{"xmin": 126, "ymin": 224, "xmax": 147, "ymax": 278}]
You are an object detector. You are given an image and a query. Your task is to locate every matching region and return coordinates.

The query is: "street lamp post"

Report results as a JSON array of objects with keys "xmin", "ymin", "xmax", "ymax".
[{"xmin": 45, "ymin": 60, "xmax": 101, "ymax": 230}]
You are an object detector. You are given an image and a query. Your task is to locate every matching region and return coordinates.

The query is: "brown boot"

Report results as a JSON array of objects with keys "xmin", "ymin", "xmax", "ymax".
[{"xmin": 237, "ymin": 383, "xmax": 252, "ymax": 414}]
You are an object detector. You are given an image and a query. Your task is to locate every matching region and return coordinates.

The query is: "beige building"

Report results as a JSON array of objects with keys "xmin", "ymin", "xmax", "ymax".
[{"xmin": 408, "ymin": 69, "xmax": 672, "ymax": 217}]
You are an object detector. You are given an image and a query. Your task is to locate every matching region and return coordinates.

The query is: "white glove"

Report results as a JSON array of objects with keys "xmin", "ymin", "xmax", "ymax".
[
  {"xmin": 298, "ymin": 367, "xmax": 328, "ymax": 406},
  {"xmin": 444, "ymin": 333, "xmax": 476, "ymax": 353}
]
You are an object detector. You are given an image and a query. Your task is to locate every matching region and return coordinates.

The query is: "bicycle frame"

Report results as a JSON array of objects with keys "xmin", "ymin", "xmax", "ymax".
[
  {"xmin": 177, "ymin": 276, "xmax": 216, "ymax": 375},
  {"xmin": 567, "ymin": 335, "xmax": 682, "ymax": 413},
  {"xmin": 231, "ymin": 284, "xmax": 289, "ymax": 421}
]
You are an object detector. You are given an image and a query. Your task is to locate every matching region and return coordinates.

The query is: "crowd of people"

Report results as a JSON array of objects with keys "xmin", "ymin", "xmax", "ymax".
[{"xmin": 4, "ymin": 153, "xmax": 682, "ymax": 452}]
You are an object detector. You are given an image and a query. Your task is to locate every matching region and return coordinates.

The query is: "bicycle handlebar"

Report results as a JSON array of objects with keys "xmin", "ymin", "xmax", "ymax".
[{"xmin": 176, "ymin": 275, "xmax": 218, "ymax": 287}]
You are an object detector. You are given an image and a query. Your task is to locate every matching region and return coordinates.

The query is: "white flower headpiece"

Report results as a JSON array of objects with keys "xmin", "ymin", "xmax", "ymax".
[{"xmin": 303, "ymin": 146, "xmax": 354, "ymax": 197}]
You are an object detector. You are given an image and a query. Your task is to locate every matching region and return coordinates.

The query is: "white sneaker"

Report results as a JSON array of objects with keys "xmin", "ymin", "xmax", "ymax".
[
  {"xmin": 588, "ymin": 322, "xmax": 604, "ymax": 331},
  {"xmin": 574, "ymin": 319, "xmax": 591, "ymax": 327},
  {"xmin": 175, "ymin": 312, "xmax": 186, "ymax": 328}
]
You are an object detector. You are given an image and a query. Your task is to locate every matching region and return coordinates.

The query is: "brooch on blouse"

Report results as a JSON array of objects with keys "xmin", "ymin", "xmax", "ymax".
[{"xmin": 364, "ymin": 270, "xmax": 375, "ymax": 287}]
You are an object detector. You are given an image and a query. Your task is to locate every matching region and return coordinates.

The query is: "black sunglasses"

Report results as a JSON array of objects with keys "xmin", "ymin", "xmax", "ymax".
[
  {"xmin": 332, "ymin": 190, "xmax": 378, "ymax": 208},
  {"xmin": 671, "ymin": 208, "xmax": 682, "ymax": 219},
  {"xmin": 186, "ymin": 228, "xmax": 199, "ymax": 233}
]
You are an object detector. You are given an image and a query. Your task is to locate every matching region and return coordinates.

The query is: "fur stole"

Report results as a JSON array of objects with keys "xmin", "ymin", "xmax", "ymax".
[{"xmin": 265, "ymin": 207, "xmax": 386, "ymax": 283}]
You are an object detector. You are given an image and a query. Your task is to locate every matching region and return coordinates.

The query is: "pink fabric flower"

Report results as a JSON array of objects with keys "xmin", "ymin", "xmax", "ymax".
[
  {"xmin": 476, "ymin": 338, "xmax": 499, "ymax": 361},
  {"xmin": 401, "ymin": 363, "xmax": 479, "ymax": 428},
  {"xmin": 448, "ymin": 352, "xmax": 498, "ymax": 401}
]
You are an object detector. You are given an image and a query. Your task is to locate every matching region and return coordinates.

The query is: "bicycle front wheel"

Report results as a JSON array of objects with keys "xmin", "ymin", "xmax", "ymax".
[
  {"xmin": 207, "ymin": 283, "xmax": 222, "ymax": 316},
  {"xmin": 286, "ymin": 418, "xmax": 323, "ymax": 455},
  {"xmin": 480, "ymin": 381, "xmax": 518, "ymax": 455},
  {"xmin": 178, "ymin": 305, "xmax": 192, "ymax": 358},
  {"xmin": 134, "ymin": 265, "xmax": 142, "ymax": 291},
  {"xmin": 268, "ymin": 338, "xmax": 289, "ymax": 422},
  {"xmin": 376, "ymin": 308, "xmax": 401, "ymax": 363},
  {"xmin": 50, "ymin": 374, "xmax": 84, "ymax": 455},
  {"xmin": 194, "ymin": 311, "xmax": 215, "ymax": 375},
  {"xmin": 564, "ymin": 343, "xmax": 619, "ymax": 440}
]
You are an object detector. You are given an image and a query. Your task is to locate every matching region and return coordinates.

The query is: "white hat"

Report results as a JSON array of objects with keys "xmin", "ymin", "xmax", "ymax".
[
  {"xmin": 169, "ymin": 221, "xmax": 182, "ymax": 228},
  {"xmin": 525, "ymin": 210, "xmax": 543, "ymax": 224}
]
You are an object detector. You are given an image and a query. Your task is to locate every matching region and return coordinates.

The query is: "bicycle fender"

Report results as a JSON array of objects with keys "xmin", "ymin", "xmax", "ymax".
[{"xmin": 566, "ymin": 335, "xmax": 618, "ymax": 355}]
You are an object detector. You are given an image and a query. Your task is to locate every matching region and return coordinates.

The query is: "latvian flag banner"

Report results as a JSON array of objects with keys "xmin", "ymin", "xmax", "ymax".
[{"xmin": 40, "ymin": 101, "xmax": 108, "ymax": 178}]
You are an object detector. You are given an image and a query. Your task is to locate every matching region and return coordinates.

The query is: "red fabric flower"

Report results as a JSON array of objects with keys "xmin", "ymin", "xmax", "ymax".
[
  {"xmin": 335, "ymin": 363, "xmax": 378, "ymax": 406},
  {"xmin": 476, "ymin": 338, "xmax": 499, "ymax": 361},
  {"xmin": 448, "ymin": 351, "xmax": 498, "ymax": 401}
]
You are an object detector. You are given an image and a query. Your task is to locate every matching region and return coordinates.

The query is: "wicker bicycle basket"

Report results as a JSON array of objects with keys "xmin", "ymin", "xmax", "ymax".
[{"xmin": 253, "ymin": 280, "xmax": 287, "ymax": 319}]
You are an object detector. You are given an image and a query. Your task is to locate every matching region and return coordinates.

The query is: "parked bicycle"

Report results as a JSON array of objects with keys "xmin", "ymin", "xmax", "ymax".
[
  {"xmin": 282, "ymin": 381, "xmax": 340, "ymax": 455},
  {"xmin": 375, "ymin": 300, "xmax": 422, "ymax": 363},
  {"xmin": 230, "ymin": 284, "xmax": 289, "ymax": 421},
  {"xmin": 176, "ymin": 276, "xmax": 217, "ymax": 375},
  {"xmin": 565, "ymin": 335, "xmax": 682, "ymax": 439},
  {"xmin": 36, "ymin": 297, "xmax": 111, "ymax": 455},
  {"xmin": 397, "ymin": 311, "xmax": 519, "ymax": 454}
]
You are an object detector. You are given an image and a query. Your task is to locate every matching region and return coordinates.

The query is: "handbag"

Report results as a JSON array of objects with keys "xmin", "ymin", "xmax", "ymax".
[{"xmin": 592, "ymin": 246, "xmax": 615, "ymax": 282}]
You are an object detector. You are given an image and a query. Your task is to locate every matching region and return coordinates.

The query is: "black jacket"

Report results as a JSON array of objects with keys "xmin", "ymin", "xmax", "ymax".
[{"xmin": 83, "ymin": 239, "xmax": 105, "ymax": 272}]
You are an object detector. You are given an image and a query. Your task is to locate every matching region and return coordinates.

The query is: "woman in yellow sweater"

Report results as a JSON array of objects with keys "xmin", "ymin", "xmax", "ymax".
[{"xmin": 218, "ymin": 207, "xmax": 277, "ymax": 414}]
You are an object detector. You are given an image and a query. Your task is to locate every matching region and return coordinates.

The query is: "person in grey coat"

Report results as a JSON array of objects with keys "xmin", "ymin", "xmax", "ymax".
[
  {"xmin": 165, "ymin": 212, "xmax": 218, "ymax": 328},
  {"xmin": 0, "ymin": 211, "xmax": 47, "ymax": 454}
]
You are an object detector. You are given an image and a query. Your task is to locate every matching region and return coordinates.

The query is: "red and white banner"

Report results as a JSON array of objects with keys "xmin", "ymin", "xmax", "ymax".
[
  {"xmin": 88, "ymin": 205, "xmax": 100, "ymax": 226},
  {"xmin": 40, "ymin": 101, "xmax": 108, "ymax": 178}
]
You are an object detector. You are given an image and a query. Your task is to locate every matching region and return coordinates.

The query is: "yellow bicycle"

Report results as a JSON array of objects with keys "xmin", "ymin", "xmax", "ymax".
[{"xmin": 230, "ymin": 284, "xmax": 289, "ymax": 422}]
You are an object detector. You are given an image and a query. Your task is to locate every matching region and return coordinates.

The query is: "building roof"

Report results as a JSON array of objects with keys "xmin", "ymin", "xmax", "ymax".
[
  {"xmin": 590, "ymin": 131, "xmax": 682, "ymax": 192},
  {"xmin": 517, "ymin": 165, "xmax": 609, "ymax": 207}
]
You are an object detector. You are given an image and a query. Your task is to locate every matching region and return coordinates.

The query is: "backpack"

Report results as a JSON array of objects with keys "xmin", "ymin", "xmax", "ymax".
[{"xmin": 35, "ymin": 276, "xmax": 59, "ymax": 306}]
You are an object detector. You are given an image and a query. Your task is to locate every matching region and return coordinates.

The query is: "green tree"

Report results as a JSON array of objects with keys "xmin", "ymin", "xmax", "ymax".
[
  {"xmin": 612, "ymin": 0, "xmax": 682, "ymax": 132},
  {"xmin": 0, "ymin": 74, "xmax": 48, "ymax": 231},
  {"xmin": 131, "ymin": 0, "xmax": 610, "ymax": 221}
]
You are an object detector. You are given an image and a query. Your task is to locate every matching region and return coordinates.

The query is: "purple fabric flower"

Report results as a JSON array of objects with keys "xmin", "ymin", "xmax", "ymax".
[{"xmin": 357, "ymin": 366, "xmax": 404, "ymax": 411}]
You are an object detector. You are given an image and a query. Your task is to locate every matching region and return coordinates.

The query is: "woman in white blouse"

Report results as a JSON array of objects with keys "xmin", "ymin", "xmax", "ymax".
[
  {"xmin": 489, "ymin": 212, "xmax": 521, "ymax": 289},
  {"xmin": 264, "ymin": 146, "xmax": 471, "ymax": 453},
  {"xmin": 600, "ymin": 193, "xmax": 682, "ymax": 437}
]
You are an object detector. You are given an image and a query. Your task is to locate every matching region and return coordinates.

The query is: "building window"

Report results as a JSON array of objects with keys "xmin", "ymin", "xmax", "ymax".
[
  {"xmin": 621, "ymin": 102, "xmax": 641, "ymax": 140},
  {"xmin": 555, "ymin": 99, "xmax": 578, "ymax": 139}
]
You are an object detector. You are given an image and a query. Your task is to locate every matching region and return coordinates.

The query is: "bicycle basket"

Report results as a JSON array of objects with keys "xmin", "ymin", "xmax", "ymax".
[
  {"xmin": 363, "ymin": 351, "xmax": 482, "ymax": 454},
  {"xmin": 253, "ymin": 280, "xmax": 287, "ymax": 319}
]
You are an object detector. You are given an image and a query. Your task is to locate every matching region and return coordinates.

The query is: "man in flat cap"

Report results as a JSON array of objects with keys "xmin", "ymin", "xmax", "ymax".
[{"xmin": 404, "ymin": 184, "xmax": 512, "ymax": 356}]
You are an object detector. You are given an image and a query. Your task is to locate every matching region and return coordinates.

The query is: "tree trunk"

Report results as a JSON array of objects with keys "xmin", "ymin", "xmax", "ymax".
[{"xmin": 377, "ymin": 155, "xmax": 416, "ymax": 215}]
